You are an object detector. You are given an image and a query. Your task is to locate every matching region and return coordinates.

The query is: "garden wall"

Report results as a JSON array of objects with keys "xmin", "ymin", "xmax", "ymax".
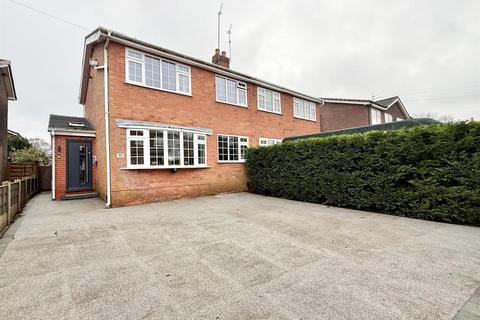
[{"xmin": 246, "ymin": 122, "xmax": 480, "ymax": 224}]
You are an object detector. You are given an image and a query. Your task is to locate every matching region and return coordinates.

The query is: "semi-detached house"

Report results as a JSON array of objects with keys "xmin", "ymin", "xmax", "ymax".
[{"xmin": 48, "ymin": 27, "xmax": 325, "ymax": 207}]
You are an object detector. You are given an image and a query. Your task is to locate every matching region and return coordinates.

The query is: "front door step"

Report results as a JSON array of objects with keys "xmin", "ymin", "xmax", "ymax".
[{"xmin": 61, "ymin": 192, "xmax": 99, "ymax": 200}]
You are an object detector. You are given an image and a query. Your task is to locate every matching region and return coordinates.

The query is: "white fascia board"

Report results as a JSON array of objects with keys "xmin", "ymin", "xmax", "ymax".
[{"xmin": 48, "ymin": 129, "xmax": 96, "ymax": 137}]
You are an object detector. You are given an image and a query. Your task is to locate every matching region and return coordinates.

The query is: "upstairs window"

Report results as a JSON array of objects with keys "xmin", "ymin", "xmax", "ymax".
[
  {"xmin": 127, "ymin": 129, "xmax": 207, "ymax": 168},
  {"xmin": 258, "ymin": 88, "xmax": 281, "ymax": 114},
  {"xmin": 125, "ymin": 48, "xmax": 191, "ymax": 95},
  {"xmin": 218, "ymin": 134, "xmax": 249, "ymax": 163},
  {"xmin": 215, "ymin": 76, "xmax": 247, "ymax": 107},
  {"xmin": 371, "ymin": 108, "xmax": 382, "ymax": 125},
  {"xmin": 293, "ymin": 98, "xmax": 316, "ymax": 121}
]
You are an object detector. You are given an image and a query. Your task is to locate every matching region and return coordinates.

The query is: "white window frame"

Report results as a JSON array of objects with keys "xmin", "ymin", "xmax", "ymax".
[
  {"xmin": 293, "ymin": 98, "xmax": 316, "ymax": 121},
  {"xmin": 370, "ymin": 108, "xmax": 382, "ymax": 125},
  {"xmin": 259, "ymin": 138, "xmax": 282, "ymax": 146},
  {"xmin": 125, "ymin": 48, "xmax": 192, "ymax": 96},
  {"xmin": 125, "ymin": 128, "xmax": 208, "ymax": 169},
  {"xmin": 257, "ymin": 87, "xmax": 281, "ymax": 114},
  {"xmin": 384, "ymin": 113, "xmax": 393, "ymax": 123},
  {"xmin": 217, "ymin": 134, "xmax": 249, "ymax": 163},
  {"xmin": 395, "ymin": 116, "xmax": 404, "ymax": 122},
  {"xmin": 215, "ymin": 75, "xmax": 248, "ymax": 107}
]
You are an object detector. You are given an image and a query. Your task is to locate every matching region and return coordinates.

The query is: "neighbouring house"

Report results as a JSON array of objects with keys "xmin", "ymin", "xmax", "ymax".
[
  {"xmin": 0, "ymin": 59, "xmax": 17, "ymax": 182},
  {"xmin": 320, "ymin": 96, "xmax": 411, "ymax": 132},
  {"xmin": 7, "ymin": 129, "xmax": 22, "ymax": 139},
  {"xmin": 49, "ymin": 27, "xmax": 324, "ymax": 206}
]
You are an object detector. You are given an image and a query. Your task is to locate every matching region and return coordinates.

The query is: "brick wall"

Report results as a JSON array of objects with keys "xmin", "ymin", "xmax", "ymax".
[
  {"xmin": 320, "ymin": 103, "xmax": 370, "ymax": 132},
  {"xmin": 52, "ymin": 135, "xmax": 96, "ymax": 200},
  {"xmin": 85, "ymin": 41, "xmax": 323, "ymax": 207},
  {"xmin": 387, "ymin": 102, "xmax": 407, "ymax": 120},
  {"xmin": 84, "ymin": 45, "xmax": 106, "ymax": 201}
]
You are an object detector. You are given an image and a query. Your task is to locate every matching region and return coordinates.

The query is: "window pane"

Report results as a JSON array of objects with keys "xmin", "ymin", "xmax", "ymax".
[
  {"xmin": 265, "ymin": 90, "xmax": 273, "ymax": 111},
  {"xmin": 145, "ymin": 56, "xmax": 161, "ymax": 88},
  {"xmin": 258, "ymin": 93, "xmax": 265, "ymax": 109},
  {"xmin": 229, "ymin": 136, "xmax": 239, "ymax": 161},
  {"xmin": 178, "ymin": 65, "xmax": 190, "ymax": 73},
  {"xmin": 149, "ymin": 130, "xmax": 164, "ymax": 166},
  {"xmin": 128, "ymin": 61, "xmax": 142, "ymax": 83},
  {"xmin": 198, "ymin": 143, "xmax": 205, "ymax": 164},
  {"xmin": 226, "ymin": 79, "xmax": 237, "ymax": 104},
  {"xmin": 183, "ymin": 133, "xmax": 194, "ymax": 166},
  {"xmin": 167, "ymin": 131, "xmax": 180, "ymax": 165},
  {"xmin": 162, "ymin": 60, "xmax": 176, "ymax": 91},
  {"xmin": 130, "ymin": 140, "xmax": 144, "ymax": 165},
  {"xmin": 216, "ymin": 77, "xmax": 226, "ymax": 102},
  {"xmin": 218, "ymin": 135, "xmax": 228, "ymax": 161},
  {"xmin": 240, "ymin": 145, "xmax": 247, "ymax": 160},
  {"xmin": 127, "ymin": 50, "xmax": 142, "ymax": 60},
  {"xmin": 238, "ymin": 89, "xmax": 246, "ymax": 106},
  {"xmin": 179, "ymin": 74, "xmax": 190, "ymax": 93}
]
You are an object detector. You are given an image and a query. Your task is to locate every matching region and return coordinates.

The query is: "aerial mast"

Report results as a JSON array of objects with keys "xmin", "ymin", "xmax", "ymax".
[
  {"xmin": 227, "ymin": 24, "xmax": 232, "ymax": 63},
  {"xmin": 217, "ymin": 3, "xmax": 223, "ymax": 50}
]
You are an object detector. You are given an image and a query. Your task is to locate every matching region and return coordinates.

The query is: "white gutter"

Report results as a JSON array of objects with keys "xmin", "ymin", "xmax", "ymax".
[
  {"xmin": 104, "ymin": 33, "xmax": 112, "ymax": 207},
  {"xmin": 51, "ymin": 130, "xmax": 55, "ymax": 200}
]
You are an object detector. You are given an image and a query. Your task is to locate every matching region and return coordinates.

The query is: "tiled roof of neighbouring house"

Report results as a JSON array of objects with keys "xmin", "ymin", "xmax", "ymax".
[
  {"xmin": 48, "ymin": 114, "xmax": 95, "ymax": 132},
  {"xmin": 374, "ymin": 96, "xmax": 399, "ymax": 108}
]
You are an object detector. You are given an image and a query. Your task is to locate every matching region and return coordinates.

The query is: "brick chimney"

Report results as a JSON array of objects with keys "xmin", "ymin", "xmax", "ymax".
[{"xmin": 212, "ymin": 48, "xmax": 230, "ymax": 68}]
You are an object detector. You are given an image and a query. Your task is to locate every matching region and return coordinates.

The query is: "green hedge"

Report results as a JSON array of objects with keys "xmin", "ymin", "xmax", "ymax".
[{"xmin": 246, "ymin": 122, "xmax": 480, "ymax": 224}]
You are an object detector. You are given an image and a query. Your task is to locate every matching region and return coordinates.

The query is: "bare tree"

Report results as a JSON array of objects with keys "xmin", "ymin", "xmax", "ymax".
[{"xmin": 412, "ymin": 112, "xmax": 455, "ymax": 123}]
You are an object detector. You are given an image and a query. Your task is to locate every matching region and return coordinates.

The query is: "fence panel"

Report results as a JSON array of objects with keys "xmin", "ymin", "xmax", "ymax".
[{"xmin": 0, "ymin": 176, "xmax": 39, "ymax": 236}]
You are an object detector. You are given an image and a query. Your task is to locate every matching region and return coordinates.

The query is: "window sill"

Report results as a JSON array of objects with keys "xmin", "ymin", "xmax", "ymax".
[
  {"xmin": 218, "ymin": 161, "xmax": 246, "ymax": 164},
  {"xmin": 216, "ymin": 99, "xmax": 248, "ymax": 108},
  {"xmin": 293, "ymin": 116, "xmax": 317, "ymax": 122},
  {"xmin": 124, "ymin": 81, "xmax": 192, "ymax": 97},
  {"xmin": 121, "ymin": 165, "xmax": 210, "ymax": 170},
  {"xmin": 257, "ymin": 109, "xmax": 282, "ymax": 115}
]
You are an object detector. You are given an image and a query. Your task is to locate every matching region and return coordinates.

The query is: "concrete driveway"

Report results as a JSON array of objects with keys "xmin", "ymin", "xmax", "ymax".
[{"xmin": 0, "ymin": 192, "xmax": 479, "ymax": 320}]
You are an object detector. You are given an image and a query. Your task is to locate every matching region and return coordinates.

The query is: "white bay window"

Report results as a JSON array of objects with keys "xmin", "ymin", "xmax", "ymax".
[
  {"xmin": 127, "ymin": 129, "xmax": 208, "ymax": 168},
  {"xmin": 126, "ymin": 48, "xmax": 191, "ymax": 95}
]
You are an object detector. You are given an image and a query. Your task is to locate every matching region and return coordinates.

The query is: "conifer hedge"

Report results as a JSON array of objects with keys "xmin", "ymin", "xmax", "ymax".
[{"xmin": 245, "ymin": 122, "xmax": 480, "ymax": 224}]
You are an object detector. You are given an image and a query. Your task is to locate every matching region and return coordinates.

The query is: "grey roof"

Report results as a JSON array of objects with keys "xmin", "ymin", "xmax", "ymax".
[
  {"xmin": 48, "ymin": 114, "xmax": 95, "ymax": 132},
  {"xmin": 375, "ymin": 96, "xmax": 399, "ymax": 108}
]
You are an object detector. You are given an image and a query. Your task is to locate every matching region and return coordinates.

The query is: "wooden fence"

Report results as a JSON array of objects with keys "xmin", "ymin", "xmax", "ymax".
[
  {"xmin": 6, "ymin": 162, "xmax": 38, "ymax": 181},
  {"xmin": 0, "ymin": 176, "xmax": 39, "ymax": 236}
]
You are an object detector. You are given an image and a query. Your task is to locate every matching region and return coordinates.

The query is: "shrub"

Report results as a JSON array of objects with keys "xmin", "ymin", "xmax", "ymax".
[{"xmin": 246, "ymin": 122, "xmax": 480, "ymax": 225}]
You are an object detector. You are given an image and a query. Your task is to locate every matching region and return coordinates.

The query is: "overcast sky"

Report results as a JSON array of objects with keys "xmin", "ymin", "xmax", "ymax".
[{"xmin": 1, "ymin": 0, "xmax": 480, "ymax": 141}]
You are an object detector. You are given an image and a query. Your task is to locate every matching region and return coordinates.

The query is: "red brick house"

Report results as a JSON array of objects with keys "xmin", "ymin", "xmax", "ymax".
[
  {"xmin": 49, "ymin": 27, "xmax": 325, "ymax": 206},
  {"xmin": 320, "ymin": 97, "xmax": 411, "ymax": 132}
]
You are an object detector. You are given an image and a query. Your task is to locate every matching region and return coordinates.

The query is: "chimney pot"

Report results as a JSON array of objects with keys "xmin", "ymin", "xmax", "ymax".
[{"xmin": 212, "ymin": 48, "xmax": 230, "ymax": 69}]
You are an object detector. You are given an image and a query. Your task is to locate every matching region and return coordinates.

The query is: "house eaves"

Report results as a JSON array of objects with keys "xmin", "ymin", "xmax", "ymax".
[
  {"xmin": 0, "ymin": 59, "xmax": 17, "ymax": 101},
  {"xmin": 79, "ymin": 27, "xmax": 325, "ymax": 106}
]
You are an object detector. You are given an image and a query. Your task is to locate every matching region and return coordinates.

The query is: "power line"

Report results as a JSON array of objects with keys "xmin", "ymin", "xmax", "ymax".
[
  {"xmin": 375, "ymin": 84, "xmax": 480, "ymax": 101},
  {"xmin": 6, "ymin": 0, "xmax": 90, "ymax": 32}
]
